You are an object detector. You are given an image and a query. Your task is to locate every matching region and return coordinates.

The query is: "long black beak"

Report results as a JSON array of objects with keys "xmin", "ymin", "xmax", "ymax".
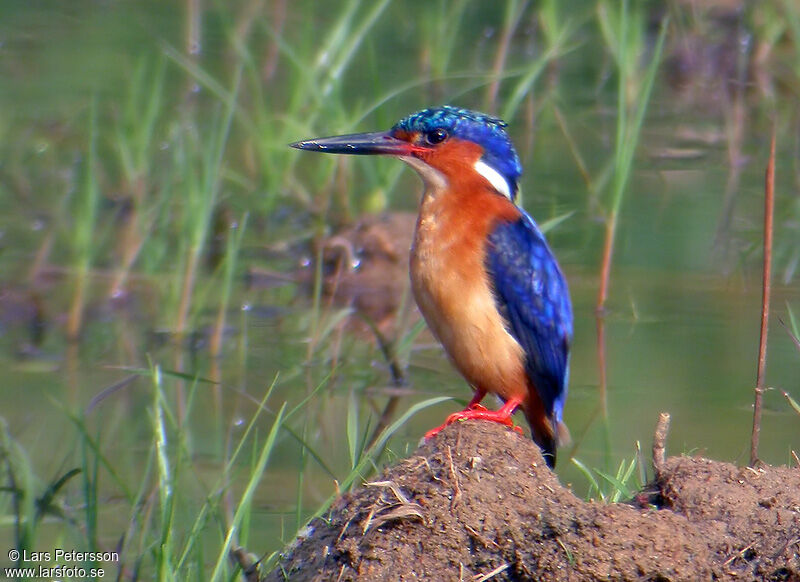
[{"xmin": 290, "ymin": 131, "xmax": 419, "ymax": 156}]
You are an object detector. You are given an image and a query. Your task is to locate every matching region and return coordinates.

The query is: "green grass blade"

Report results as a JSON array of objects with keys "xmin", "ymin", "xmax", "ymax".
[
  {"xmin": 785, "ymin": 303, "xmax": 800, "ymax": 354},
  {"xmin": 59, "ymin": 408, "xmax": 136, "ymax": 502},
  {"xmin": 209, "ymin": 403, "xmax": 287, "ymax": 581},
  {"xmin": 309, "ymin": 396, "xmax": 452, "ymax": 521},
  {"xmin": 321, "ymin": 0, "xmax": 392, "ymax": 99},
  {"xmin": 539, "ymin": 211, "xmax": 575, "ymax": 235},
  {"xmin": 347, "ymin": 390, "xmax": 359, "ymax": 469},
  {"xmin": 501, "ymin": 21, "xmax": 575, "ymax": 121},
  {"xmin": 595, "ymin": 456, "xmax": 638, "ymax": 503},
  {"xmin": 571, "ymin": 457, "xmax": 604, "ymax": 502},
  {"xmin": 152, "ymin": 367, "xmax": 172, "ymax": 579},
  {"xmin": 610, "ymin": 13, "xmax": 668, "ymax": 214},
  {"xmin": 782, "ymin": 390, "xmax": 800, "ymax": 417}
]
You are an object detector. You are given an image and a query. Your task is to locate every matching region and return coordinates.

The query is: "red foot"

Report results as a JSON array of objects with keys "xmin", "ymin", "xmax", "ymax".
[{"xmin": 424, "ymin": 398, "xmax": 523, "ymax": 439}]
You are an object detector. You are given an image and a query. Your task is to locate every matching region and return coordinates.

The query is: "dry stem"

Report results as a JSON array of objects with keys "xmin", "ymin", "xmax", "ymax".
[{"xmin": 750, "ymin": 127, "xmax": 776, "ymax": 467}]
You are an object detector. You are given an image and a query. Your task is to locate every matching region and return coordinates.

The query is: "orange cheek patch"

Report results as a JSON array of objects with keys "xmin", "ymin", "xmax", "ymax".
[
  {"xmin": 425, "ymin": 139, "xmax": 484, "ymax": 173},
  {"xmin": 438, "ymin": 138, "xmax": 484, "ymax": 160}
]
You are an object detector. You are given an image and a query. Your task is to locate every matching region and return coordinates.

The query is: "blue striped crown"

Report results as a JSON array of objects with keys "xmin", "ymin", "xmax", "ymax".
[{"xmin": 392, "ymin": 105, "xmax": 522, "ymax": 199}]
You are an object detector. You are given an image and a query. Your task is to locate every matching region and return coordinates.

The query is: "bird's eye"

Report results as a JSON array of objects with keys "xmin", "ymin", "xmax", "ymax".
[{"xmin": 425, "ymin": 128, "xmax": 448, "ymax": 145}]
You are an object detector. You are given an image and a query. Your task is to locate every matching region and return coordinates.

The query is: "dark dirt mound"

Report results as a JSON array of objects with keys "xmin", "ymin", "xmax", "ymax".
[{"xmin": 263, "ymin": 421, "xmax": 800, "ymax": 582}]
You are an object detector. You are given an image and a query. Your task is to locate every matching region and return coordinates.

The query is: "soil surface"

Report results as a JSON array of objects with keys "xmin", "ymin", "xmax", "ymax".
[{"xmin": 262, "ymin": 421, "xmax": 800, "ymax": 581}]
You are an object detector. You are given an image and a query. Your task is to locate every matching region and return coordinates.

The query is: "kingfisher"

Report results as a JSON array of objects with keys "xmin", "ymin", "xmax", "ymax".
[{"xmin": 291, "ymin": 106, "xmax": 572, "ymax": 467}]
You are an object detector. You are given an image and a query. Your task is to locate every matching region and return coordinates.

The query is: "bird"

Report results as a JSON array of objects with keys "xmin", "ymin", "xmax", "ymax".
[{"xmin": 290, "ymin": 105, "xmax": 572, "ymax": 467}]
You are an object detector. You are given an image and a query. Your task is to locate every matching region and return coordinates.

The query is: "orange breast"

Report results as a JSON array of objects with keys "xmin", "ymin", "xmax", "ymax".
[{"xmin": 410, "ymin": 177, "xmax": 530, "ymax": 404}]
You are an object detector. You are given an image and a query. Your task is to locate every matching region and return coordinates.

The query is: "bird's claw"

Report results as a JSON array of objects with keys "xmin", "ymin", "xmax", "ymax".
[{"xmin": 424, "ymin": 405, "xmax": 523, "ymax": 439}]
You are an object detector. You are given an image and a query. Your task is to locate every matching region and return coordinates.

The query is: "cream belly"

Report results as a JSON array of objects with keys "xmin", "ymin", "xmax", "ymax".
[{"xmin": 410, "ymin": 205, "xmax": 527, "ymax": 402}]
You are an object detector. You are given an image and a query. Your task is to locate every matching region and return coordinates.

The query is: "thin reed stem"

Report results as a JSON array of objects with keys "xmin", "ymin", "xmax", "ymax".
[
  {"xmin": 67, "ymin": 104, "xmax": 99, "ymax": 341},
  {"xmin": 750, "ymin": 127, "xmax": 776, "ymax": 467},
  {"xmin": 596, "ymin": 213, "xmax": 617, "ymax": 314},
  {"xmin": 486, "ymin": 0, "xmax": 528, "ymax": 112}
]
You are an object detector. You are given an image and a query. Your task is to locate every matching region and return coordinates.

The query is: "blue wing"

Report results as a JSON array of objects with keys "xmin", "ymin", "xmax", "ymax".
[{"xmin": 486, "ymin": 212, "xmax": 573, "ymax": 424}]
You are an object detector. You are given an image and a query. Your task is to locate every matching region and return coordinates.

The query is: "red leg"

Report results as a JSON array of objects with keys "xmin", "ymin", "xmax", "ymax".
[
  {"xmin": 424, "ymin": 396, "xmax": 523, "ymax": 439},
  {"xmin": 465, "ymin": 388, "xmax": 487, "ymax": 409}
]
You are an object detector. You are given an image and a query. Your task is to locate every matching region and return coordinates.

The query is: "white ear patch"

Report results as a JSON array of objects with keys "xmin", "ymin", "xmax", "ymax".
[{"xmin": 474, "ymin": 159, "xmax": 512, "ymax": 199}]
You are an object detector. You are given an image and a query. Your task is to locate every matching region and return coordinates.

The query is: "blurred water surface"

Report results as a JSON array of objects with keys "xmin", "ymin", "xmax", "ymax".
[{"xmin": 0, "ymin": 0, "xmax": 798, "ymax": 566}]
